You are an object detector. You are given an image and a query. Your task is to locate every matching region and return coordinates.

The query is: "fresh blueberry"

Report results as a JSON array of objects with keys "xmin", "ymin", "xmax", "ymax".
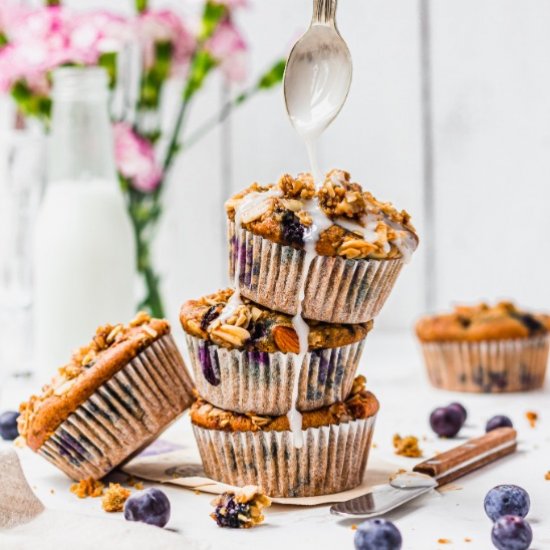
[
  {"xmin": 0, "ymin": 411, "xmax": 20, "ymax": 441},
  {"xmin": 491, "ymin": 515, "xmax": 533, "ymax": 550},
  {"xmin": 281, "ymin": 210, "xmax": 304, "ymax": 247},
  {"xmin": 486, "ymin": 415, "xmax": 514, "ymax": 433},
  {"xmin": 448, "ymin": 402, "xmax": 467, "ymax": 424},
  {"xmin": 354, "ymin": 519, "xmax": 402, "ymax": 550},
  {"xmin": 484, "ymin": 485, "xmax": 530, "ymax": 522},
  {"xmin": 429, "ymin": 406, "xmax": 463, "ymax": 437},
  {"xmin": 124, "ymin": 488, "xmax": 170, "ymax": 528}
]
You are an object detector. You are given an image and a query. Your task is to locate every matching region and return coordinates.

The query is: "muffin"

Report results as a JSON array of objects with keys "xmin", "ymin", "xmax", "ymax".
[
  {"xmin": 191, "ymin": 376, "xmax": 379, "ymax": 497},
  {"xmin": 416, "ymin": 302, "xmax": 550, "ymax": 392},
  {"xmin": 181, "ymin": 289, "xmax": 372, "ymax": 416},
  {"xmin": 225, "ymin": 169, "xmax": 418, "ymax": 324},
  {"xmin": 18, "ymin": 312, "xmax": 194, "ymax": 480}
]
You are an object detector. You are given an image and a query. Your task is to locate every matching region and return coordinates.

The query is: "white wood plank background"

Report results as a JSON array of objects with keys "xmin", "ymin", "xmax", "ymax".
[{"xmin": 4, "ymin": 0, "xmax": 550, "ymax": 330}]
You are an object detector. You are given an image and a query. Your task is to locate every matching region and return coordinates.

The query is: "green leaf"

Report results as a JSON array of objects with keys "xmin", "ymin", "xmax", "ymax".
[
  {"xmin": 138, "ymin": 41, "xmax": 173, "ymax": 110},
  {"xmin": 183, "ymin": 50, "xmax": 216, "ymax": 101},
  {"xmin": 0, "ymin": 33, "xmax": 8, "ymax": 47},
  {"xmin": 200, "ymin": 3, "xmax": 227, "ymax": 41},
  {"xmin": 257, "ymin": 59, "xmax": 286, "ymax": 90},
  {"xmin": 45, "ymin": 0, "xmax": 61, "ymax": 5},
  {"xmin": 11, "ymin": 80, "xmax": 52, "ymax": 122},
  {"xmin": 135, "ymin": 0, "xmax": 148, "ymax": 13},
  {"xmin": 98, "ymin": 52, "xmax": 118, "ymax": 89}
]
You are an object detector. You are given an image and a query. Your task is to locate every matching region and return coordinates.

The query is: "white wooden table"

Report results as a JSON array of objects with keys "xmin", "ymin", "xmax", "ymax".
[{"xmin": 2, "ymin": 331, "xmax": 549, "ymax": 550}]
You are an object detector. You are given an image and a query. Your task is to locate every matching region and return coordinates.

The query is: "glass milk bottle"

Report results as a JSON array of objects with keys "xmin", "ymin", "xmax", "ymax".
[{"xmin": 33, "ymin": 67, "xmax": 136, "ymax": 372}]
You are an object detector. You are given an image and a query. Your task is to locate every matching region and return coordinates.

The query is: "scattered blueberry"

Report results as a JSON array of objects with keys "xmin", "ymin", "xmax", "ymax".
[
  {"xmin": 430, "ymin": 406, "xmax": 463, "ymax": 437},
  {"xmin": 486, "ymin": 415, "xmax": 514, "ymax": 433},
  {"xmin": 124, "ymin": 488, "xmax": 170, "ymax": 528},
  {"xmin": 0, "ymin": 411, "xmax": 20, "ymax": 441},
  {"xmin": 484, "ymin": 485, "xmax": 530, "ymax": 522},
  {"xmin": 448, "ymin": 402, "xmax": 467, "ymax": 424},
  {"xmin": 354, "ymin": 519, "xmax": 402, "ymax": 550},
  {"xmin": 491, "ymin": 515, "xmax": 533, "ymax": 550}
]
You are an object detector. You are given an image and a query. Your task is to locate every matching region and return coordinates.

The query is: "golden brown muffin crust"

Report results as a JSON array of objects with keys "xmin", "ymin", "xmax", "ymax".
[
  {"xmin": 416, "ymin": 301, "xmax": 550, "ymax": 343},
  {"xmin": 190, "ymin": 376, "xmax": 379, "ymax": 432},
  {"xmin": 180, "ymin": 288, "xmax": 372, "ymax": 352},
  {"xmin": 225, "ymin": 170, "xmax": 418, "ymax": 261},
  {"xmin": 18, "ymin": 312, "xmax": 170, "ymax": 451}
]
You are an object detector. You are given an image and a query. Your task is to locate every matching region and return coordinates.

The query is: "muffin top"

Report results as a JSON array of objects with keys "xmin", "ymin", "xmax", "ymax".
[
  {"xmin": 225, "ymin": 169, "xmax": 418, "ymax": 262},
  {"xmin": 416, "ymin": 301, "xmax": 550, "ymax": 343},
  {"xmin": 180, "ymin": 288, "xmax": 372, "ymax": 353},
  {"xmin": 18, "ymin": 312, "xmax": 170, "ymax": 451},
  {"xmin": 190, "ymin": 376, "xmax": 379, "ymax": 432}
]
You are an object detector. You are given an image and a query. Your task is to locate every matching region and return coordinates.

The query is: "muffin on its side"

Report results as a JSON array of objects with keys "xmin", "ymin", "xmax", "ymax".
[
  {"xmin": 18, "ymin": 312, "xmax": 194, "ymax": 480},
  {"xmin": 181, "ymin": 289, "xmax": 372, "ymax": 416},
  {"xmin": 416, "ymin": 302, "xmax": 550, "ymax": 392},
  {"xmin": 191, "ymin": 376, "xmax": 379, "ymax": 497},
  {"xmin": 226, "ymin": 170, "xmax": 419, "ymax": 324}
]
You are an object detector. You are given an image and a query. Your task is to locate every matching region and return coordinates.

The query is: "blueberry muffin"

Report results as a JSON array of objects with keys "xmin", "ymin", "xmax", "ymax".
[
  {"xmin": 18, "ymin": 312, "xmax": 194, "ymax": 480},
  {"xmin": 416, "ymin": 302, "xmax": 550, "ymax": 392},
  {"xmin": 191, "ymin": 376, "xmax": 379, "ymax": 497},
  {"xmin": 225, "ymin": 169, "xmax": 418, "ymax": 323},
  {"xmin": 180, "ymin": 289, "xmax": 372, "ymax": 416}
]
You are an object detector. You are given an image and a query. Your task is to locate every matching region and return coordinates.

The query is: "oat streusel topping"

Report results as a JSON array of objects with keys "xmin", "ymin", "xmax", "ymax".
[
  {"xmin": 102, "ymin": 483, "xmax": 131, "ymax": 512},
  {"xmin": 180, "ymin": 288, "xmax": 372, "ymax": 352},
  {"xmin": 393, "ymin": 434, "xmax": 423, "ymax": 458},
  {"xmin": 225, "ymin": 170, "xmax": 418, "ymax": 261}
]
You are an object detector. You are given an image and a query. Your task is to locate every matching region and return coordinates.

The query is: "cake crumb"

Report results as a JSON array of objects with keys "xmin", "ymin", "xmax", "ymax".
[
  {"xmin": 351, "ymin": 524, "xmax": 357, "ymax": 531},
  {"xmin": 465, "ymin": 538, "xmax": 472, "ymax": 543},
  {"xmin": 101, "ymin": 483, "xmax": 131, "ymax": 512},
  {"xmin": 544, "ymin": 471, "xmax": 550, "ymax": 480},
  {"xmin": 50, "ymin": 489, "xmax": 55, "ymax": 495},
  {"xmin": 526, "ymin": 411, "xmax": 538, "ymax": 428},
  {"xmin": 70, "ymin": 478, "xmax": 104, "ymax": 498},
  {"xmin": 194, "ymin": 490, "xmax": 201, "ymax": 495},
  {"xmin": 126, "ymin": 476, "xmax": 144, "ymax": 490},
  {"xmin": 393, "ymin": 434, "xmax": 423, "ymax": 457},
  {"xmin": 372, "ymin": 442, "xmax": 378, "ymax": 449},
  {"xmin": 437, "ymin": 539, "xmax": 451, "ymax": 544}
]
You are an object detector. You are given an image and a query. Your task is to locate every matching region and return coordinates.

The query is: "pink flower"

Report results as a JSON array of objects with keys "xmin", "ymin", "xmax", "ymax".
[
  {"xmin": 114, "ymin": 122, "xmax": 163, "ymax": 193},
  {"xmin": 136, "ymin": 10, "xmax": 195, "ymax": 74},
  {"xmin": 0, "ymin": 5, "xmax": 130, "ymax": 94},
  {"xmin": 206, "ymin": 19, "xmax": 247, "ymax": 83}
]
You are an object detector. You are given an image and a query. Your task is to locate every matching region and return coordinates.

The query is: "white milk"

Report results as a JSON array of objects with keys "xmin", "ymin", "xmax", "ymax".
[{"xmin": 34, "ymin": 178, "xmax": 135, "ymax": 370}]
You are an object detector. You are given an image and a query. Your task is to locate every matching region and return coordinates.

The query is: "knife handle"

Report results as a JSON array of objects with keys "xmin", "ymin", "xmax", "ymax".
[{"xmin": 413, "ymin": 427, "xmax": 517, "ymax": 487}]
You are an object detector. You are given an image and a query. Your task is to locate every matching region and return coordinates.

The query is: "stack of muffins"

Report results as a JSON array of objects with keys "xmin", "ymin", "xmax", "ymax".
[{"xmin": 181, "ymin": 169, "xmax": 419, "ymax": 497}]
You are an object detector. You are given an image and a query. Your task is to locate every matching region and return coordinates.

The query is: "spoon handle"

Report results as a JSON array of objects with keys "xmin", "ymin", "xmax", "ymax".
[{"xmin": 312, "ymin": 0, "xmax": 337, "ymax": 25}]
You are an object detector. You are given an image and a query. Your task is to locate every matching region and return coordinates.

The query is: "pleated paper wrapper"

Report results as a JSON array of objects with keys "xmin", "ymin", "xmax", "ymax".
[
  {"xmin": 37, "ymin": 334, "xmax": 195, "ymax": 480},
  {"xmin": 228, "ymin": 222, "xmax": 404, "ymax": 324},
  {"xmin": 186, "ymin": 334, "xmax": 366, "ymax": 416},
  {"xmin": 421, "ymin": 335, "xmax": 549, "ymax": 393},
  {"xmin": 192, "ymin": 416, "xmax": 377, "ymax": 498}
]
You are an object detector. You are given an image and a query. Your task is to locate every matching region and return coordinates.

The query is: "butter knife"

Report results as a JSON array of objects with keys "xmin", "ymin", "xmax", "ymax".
[{"xmin": 330, "ymin": 427, "xmax": 517, "ymax": 518}]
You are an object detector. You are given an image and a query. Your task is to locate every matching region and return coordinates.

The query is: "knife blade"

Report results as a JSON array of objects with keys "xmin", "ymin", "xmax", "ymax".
[{"xmin": 330, "ymin": 427, "xmax": 517, "ymax": 518}]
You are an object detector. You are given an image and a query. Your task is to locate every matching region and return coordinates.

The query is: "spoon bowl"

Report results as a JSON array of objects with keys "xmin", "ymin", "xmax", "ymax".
[{"xmin": 284, "ymin": 0, "xmax": 352, "ymax": 142}]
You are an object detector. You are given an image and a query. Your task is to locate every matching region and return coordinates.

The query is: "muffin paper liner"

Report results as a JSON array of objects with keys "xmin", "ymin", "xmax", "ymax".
[
  {"xmin": 192, "ymin": 415, "xmax": 376, "ymax": 497},
  {"xmin": 228, "ymin": 222, "xmax": 404, "ymax": 324},
  {"xmin": 186, "ymin": 334, "xmax": 366, "ymax": 416},
  {"xmin": 421, "ymin": 335, "xmax": 549, "ymax": 393},
  {"xmin": 37, "ymin": 335, "xmax": 195, "ymax": 480}
]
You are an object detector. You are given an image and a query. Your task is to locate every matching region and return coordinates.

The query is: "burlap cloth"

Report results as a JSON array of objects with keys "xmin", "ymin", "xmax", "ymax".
[{"xmin": 0, "ymin": 449, "xmax": 207, "ymax": 550}]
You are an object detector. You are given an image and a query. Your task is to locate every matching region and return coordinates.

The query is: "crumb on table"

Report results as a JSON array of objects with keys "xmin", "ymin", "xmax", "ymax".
[
  {"xmin": 526, "ymin": 411, "xmax": 538, "ymax": 428},
  {"xmin": 437, "ymin": 539, "xmax": 452, "ymax": 544},
  {"xmin": 351, "ymin": 524, "xmax": 357, "ymax": 530},
  {"xmin": 70, "ymin": 478, "xmax": 104, "ymax": 499},
  {"xmin": 126, "ymin": 476, "xmax": 144, "ymax": 490},
  {"xmin": 465, "ymin": 538, "xmax": 472, "ymax": 543},
  {"xmin": 544, "ymin": 471, "xmax": 550, "ymax": 480},
  {"xmin": 102, "ymin": 483, "xmax": 131, "ymax": 512},
  {"xmin": 393, "ymin": 434, "xmax": 423, "ymax": 458}
]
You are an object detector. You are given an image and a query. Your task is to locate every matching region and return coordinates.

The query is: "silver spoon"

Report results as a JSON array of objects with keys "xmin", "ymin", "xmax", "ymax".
[{"xmin": 283, "ymin": 0, "xmax": 353, "ymax": 142}]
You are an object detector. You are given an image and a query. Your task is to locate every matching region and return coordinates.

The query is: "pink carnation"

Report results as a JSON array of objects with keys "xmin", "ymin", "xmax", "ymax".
[
  {"xmin": 0, "ymin": 4, "xmax": 130, "ymax": 94},
  {"xmin": 136, "ymin": 10, "xmax": 195, "ymax": 74},
  {"xmin": 206, "ymin": 19, "xmax": 247, "ymax": 83},
  {"xmin": 114, "ymin": 122, "xmax": 163, "ymax": 193}
]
